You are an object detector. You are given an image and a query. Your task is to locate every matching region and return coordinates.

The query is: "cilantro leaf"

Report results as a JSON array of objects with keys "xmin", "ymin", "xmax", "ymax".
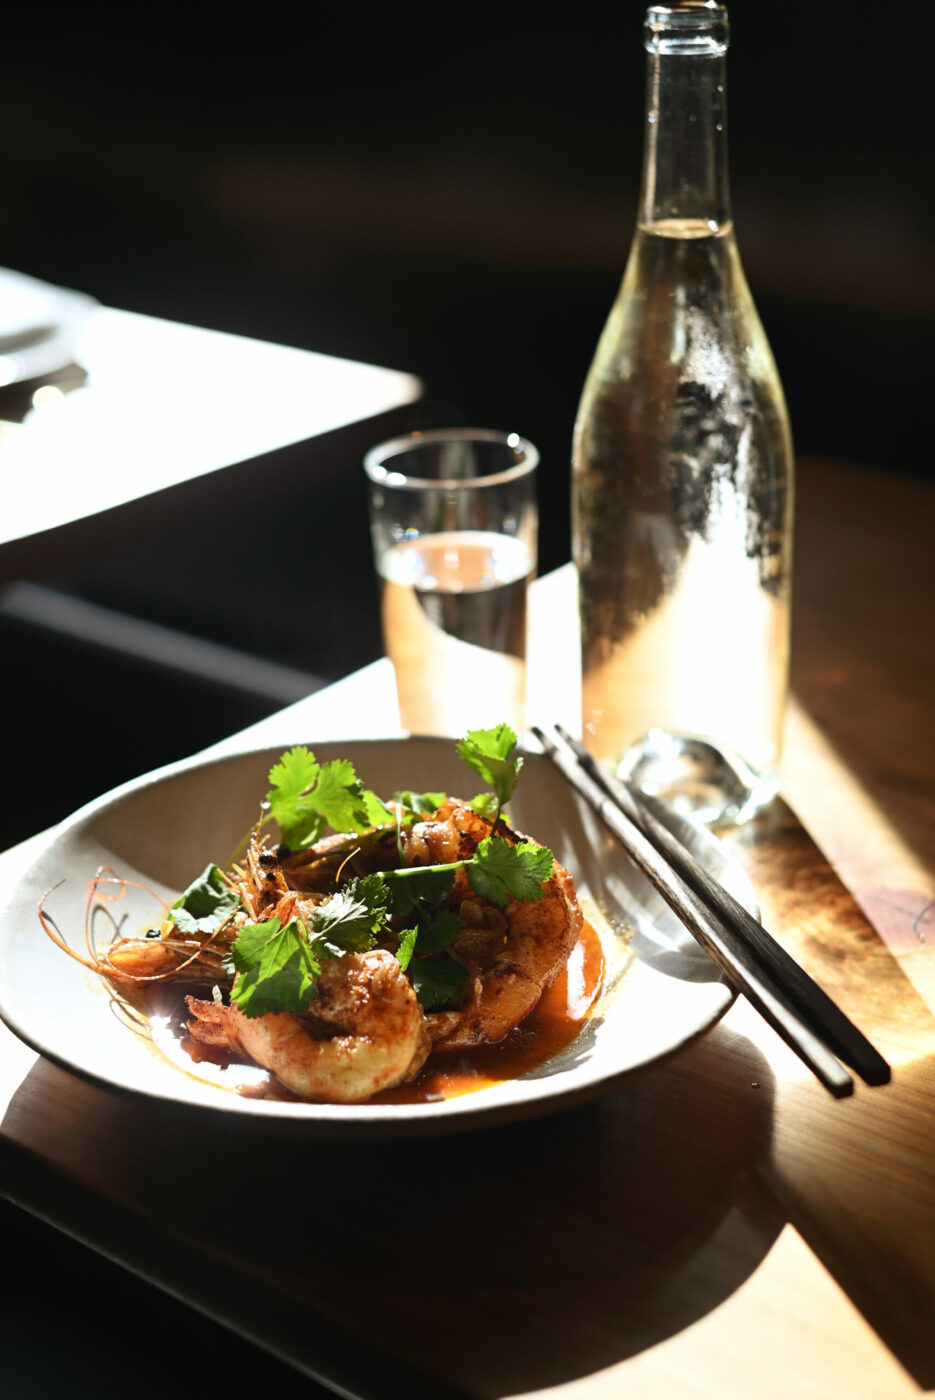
[
  {"xmin": 311, "ymin": 760, "xmax": 372, "ymax": 833},
  {"xmin": 392, "ymin": 906, "xmax": 461, "ymax": 978},
  {"xmin": 306, "ymin": 884, "xmax": 384, "ymax": 959},
  {"xmin": 343, "ymin": 873, "xmax": 390, "ymax": 923},
  {"xmin": 468, "ymin": 791, "xmax": 500, "ymax": 822},
  {"xmin": 363, "ymin": 789, "xmax": 395, "ymax": 827},
  {"xmin": 224, "ymin": 875, "xmax": 392, "ymax": 1018},
  {"xmin": 456, "ymin": 724, "xmax": 523, "ymax": 810},
  {"xmin": 266, "ymin": 747, "xmax": 391, "ymax": 849},
  {"xmin": 467, "ymin": 835, "xmax": 554, "ymax": 908},
  {"xmin": 268, "ymin": 746, "xmax": 319, "ymax": 796},
  {"xmin": 409, "ymin": 953, "xmax": 467, "ymax": 1009},
  {"xmin": 394, "ymin": 926, "xmax": 418, "ymax": 971},
  {"xmin": 384, "ymin": 865, "xmax": 456, "ymax": 918},
  {"xmin": 226, "ymin": 917, "xmax": 320, "ymax": 1017},
  {"xmin": 266, "ymin": 747, "xmax": 325, "ymax": 847},
  {"xmin": 170, "ymin": 864, "xmax": 240, "ymax": 935},
  {"xmin": 415, "ymin": 907, "xmax": 463, "ymax": 954},
  {"xmin": 392, "ymin": 790, "xmax": 447, "ymax": 817}
]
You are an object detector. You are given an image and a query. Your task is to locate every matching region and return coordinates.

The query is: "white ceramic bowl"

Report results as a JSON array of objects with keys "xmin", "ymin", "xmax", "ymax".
[{"xmin": 0, "ymin": 738, "xmax": 756, "ymax": 1132}]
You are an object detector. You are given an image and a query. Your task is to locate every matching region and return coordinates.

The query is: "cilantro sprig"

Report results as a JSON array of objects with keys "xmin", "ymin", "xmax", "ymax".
[
  {"xmin": 381, "ymin": 835, "xmax": 552, "ymax": 910},
  {"xmin": 375, "ymin": 828, "xmax": 554, "ymax": 1008},
  {"xmin": 408, "ymin": 956, "xmax": 468, "ymax": 1010},
  {"xmin": 267, "ymin": 747, "xmax": 394, "ymax": 849},
  {"xmin": 225, "ymin": 916, "xmax": 321, "ymax": 1017},
  {"xmin": 385, "ymin": 896, "xmax": 466, "ymax": 1009},
  {"xmin": 392, "ymin": 790, "xmax": 447, "ymax": 818},
  {"xmin": 169, "ymin": 864, "xmax": 241, "ymax": 935},
  {"xmin": 225, "ymin": 879, "xmax": 387, "ymax": 1017},
  {"xmin": 226, "ymin": 747, "xmax": 396, "ymax": 866},
  {"xmin": 456, "ymin": 723, "xmax": 523, "ymax": 827},
  {"xmin": 219, "ymin": 724, "xmax": 552, "ymax": 1018},
  {"xmin": 467, "ymin": 836, "xmax": 554, "ymax": 907}
]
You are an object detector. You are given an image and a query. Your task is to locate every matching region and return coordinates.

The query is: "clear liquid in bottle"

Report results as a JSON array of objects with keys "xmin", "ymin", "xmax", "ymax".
[{"xmin": 572, "ymin": 6, "xmax": 793, "ymax": 826}]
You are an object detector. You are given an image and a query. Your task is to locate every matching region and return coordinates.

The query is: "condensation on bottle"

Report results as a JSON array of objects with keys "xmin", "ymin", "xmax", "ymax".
[{"xmin": 571, "ymin": 1, "xmax": 794, "ymax": 826}]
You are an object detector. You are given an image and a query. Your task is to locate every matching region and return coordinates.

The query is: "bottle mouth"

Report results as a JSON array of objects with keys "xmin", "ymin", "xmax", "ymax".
[{"xmin": 644, "ymin": 2, "xmax": 730, "ymax": 56}]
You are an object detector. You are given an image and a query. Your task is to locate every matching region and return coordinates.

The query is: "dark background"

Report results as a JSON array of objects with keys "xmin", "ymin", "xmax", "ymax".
[
  {"xmin": 2, "ymin": 0, "xmax": 927, "ymax": 484},
  {"xmin": 0, "ymin": 1, "xmax": 930, "ymax": 1392},
  {"xmin": 0, "ymin": 0, "xmax": 926, "ymax": 475}
]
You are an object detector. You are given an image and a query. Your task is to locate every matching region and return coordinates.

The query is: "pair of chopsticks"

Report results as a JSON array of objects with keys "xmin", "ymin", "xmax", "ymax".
[{"xmin": 532, "ymin": 724, "xmax": 890, "ymax": 1098}]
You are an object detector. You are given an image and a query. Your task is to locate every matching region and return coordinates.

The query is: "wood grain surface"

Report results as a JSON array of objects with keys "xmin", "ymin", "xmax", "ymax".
[
  {"xmin": 0, "ymin": 456, "xmax": 933, "ymax": 1399},
  {"xmin": 783, "ymin": 460, "xmax": 935, "ymax": 1011}
]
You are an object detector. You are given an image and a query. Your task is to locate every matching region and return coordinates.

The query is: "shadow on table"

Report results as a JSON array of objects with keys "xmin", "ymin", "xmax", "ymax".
[
  {"xmin": 727, "ymin": 799, "xmax": 935, "ymax": 1391},
  {"xmin": 3, "ymin": 1024, "xmax": 781, "ymax": 1398},
  {"xmin": 0, "ymin": 1197, "xmax": 335, "ymax": 1400},
  {"xmin": 761, "ymin": 1047, "xmax": 935, "ymax": 1392}
]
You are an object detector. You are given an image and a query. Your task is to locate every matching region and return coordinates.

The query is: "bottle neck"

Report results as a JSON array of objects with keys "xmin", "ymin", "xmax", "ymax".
[{"xmin": 638, "ymin": 3, "xmax": 731, "ymax": 232}]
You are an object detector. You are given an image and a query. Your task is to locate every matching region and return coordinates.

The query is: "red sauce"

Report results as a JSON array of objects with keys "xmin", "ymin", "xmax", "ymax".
[{"xmin": 375, "ymin": 919, "xmax": 605, "ymax": 1104}]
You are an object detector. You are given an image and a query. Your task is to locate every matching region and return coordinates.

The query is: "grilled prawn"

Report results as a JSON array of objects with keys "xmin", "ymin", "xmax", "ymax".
[
  {"xmin": 186, "ymin": 949, "xmax": 430, "ymax": 1102},
  {"xmin": 400, "ymin": 799, "xmax": 582, "ymax": 1049}
]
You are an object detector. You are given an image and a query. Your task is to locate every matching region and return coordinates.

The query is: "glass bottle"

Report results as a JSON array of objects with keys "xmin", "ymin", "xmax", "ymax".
[{"xmin": 571, "ymin": 0, "xmax": 793, "ymax": 826}]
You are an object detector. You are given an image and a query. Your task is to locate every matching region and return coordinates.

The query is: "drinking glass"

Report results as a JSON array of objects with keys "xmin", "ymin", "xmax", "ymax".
[{"xmin": 364, "ymin": 428, "xmax": 538, "ymax": 736}]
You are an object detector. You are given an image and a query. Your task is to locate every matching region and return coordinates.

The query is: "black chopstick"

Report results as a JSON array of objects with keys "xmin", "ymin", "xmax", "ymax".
[
  {"xmin": 552, "ymin": 724, "xmax": 890, "ymax": 1088},
  {"xmin": 532, "ymin": 725, "xmax": 886, "ymax": 1096}
]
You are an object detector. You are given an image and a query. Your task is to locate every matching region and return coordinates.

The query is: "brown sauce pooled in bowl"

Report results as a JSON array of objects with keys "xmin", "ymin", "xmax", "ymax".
[
  {"xmin": 141, "ymin": 921, "xmax": 605, "ymax": 1105},
  {"xmin": 377, "ymin": 920, "xmax": 604, "ymax": 1104}
]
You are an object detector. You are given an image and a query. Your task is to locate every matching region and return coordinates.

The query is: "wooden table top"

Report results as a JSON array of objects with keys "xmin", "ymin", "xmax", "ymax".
[{"xmin": 1, "ymin": 456, "xmax": 933, "ymax": 1399}]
